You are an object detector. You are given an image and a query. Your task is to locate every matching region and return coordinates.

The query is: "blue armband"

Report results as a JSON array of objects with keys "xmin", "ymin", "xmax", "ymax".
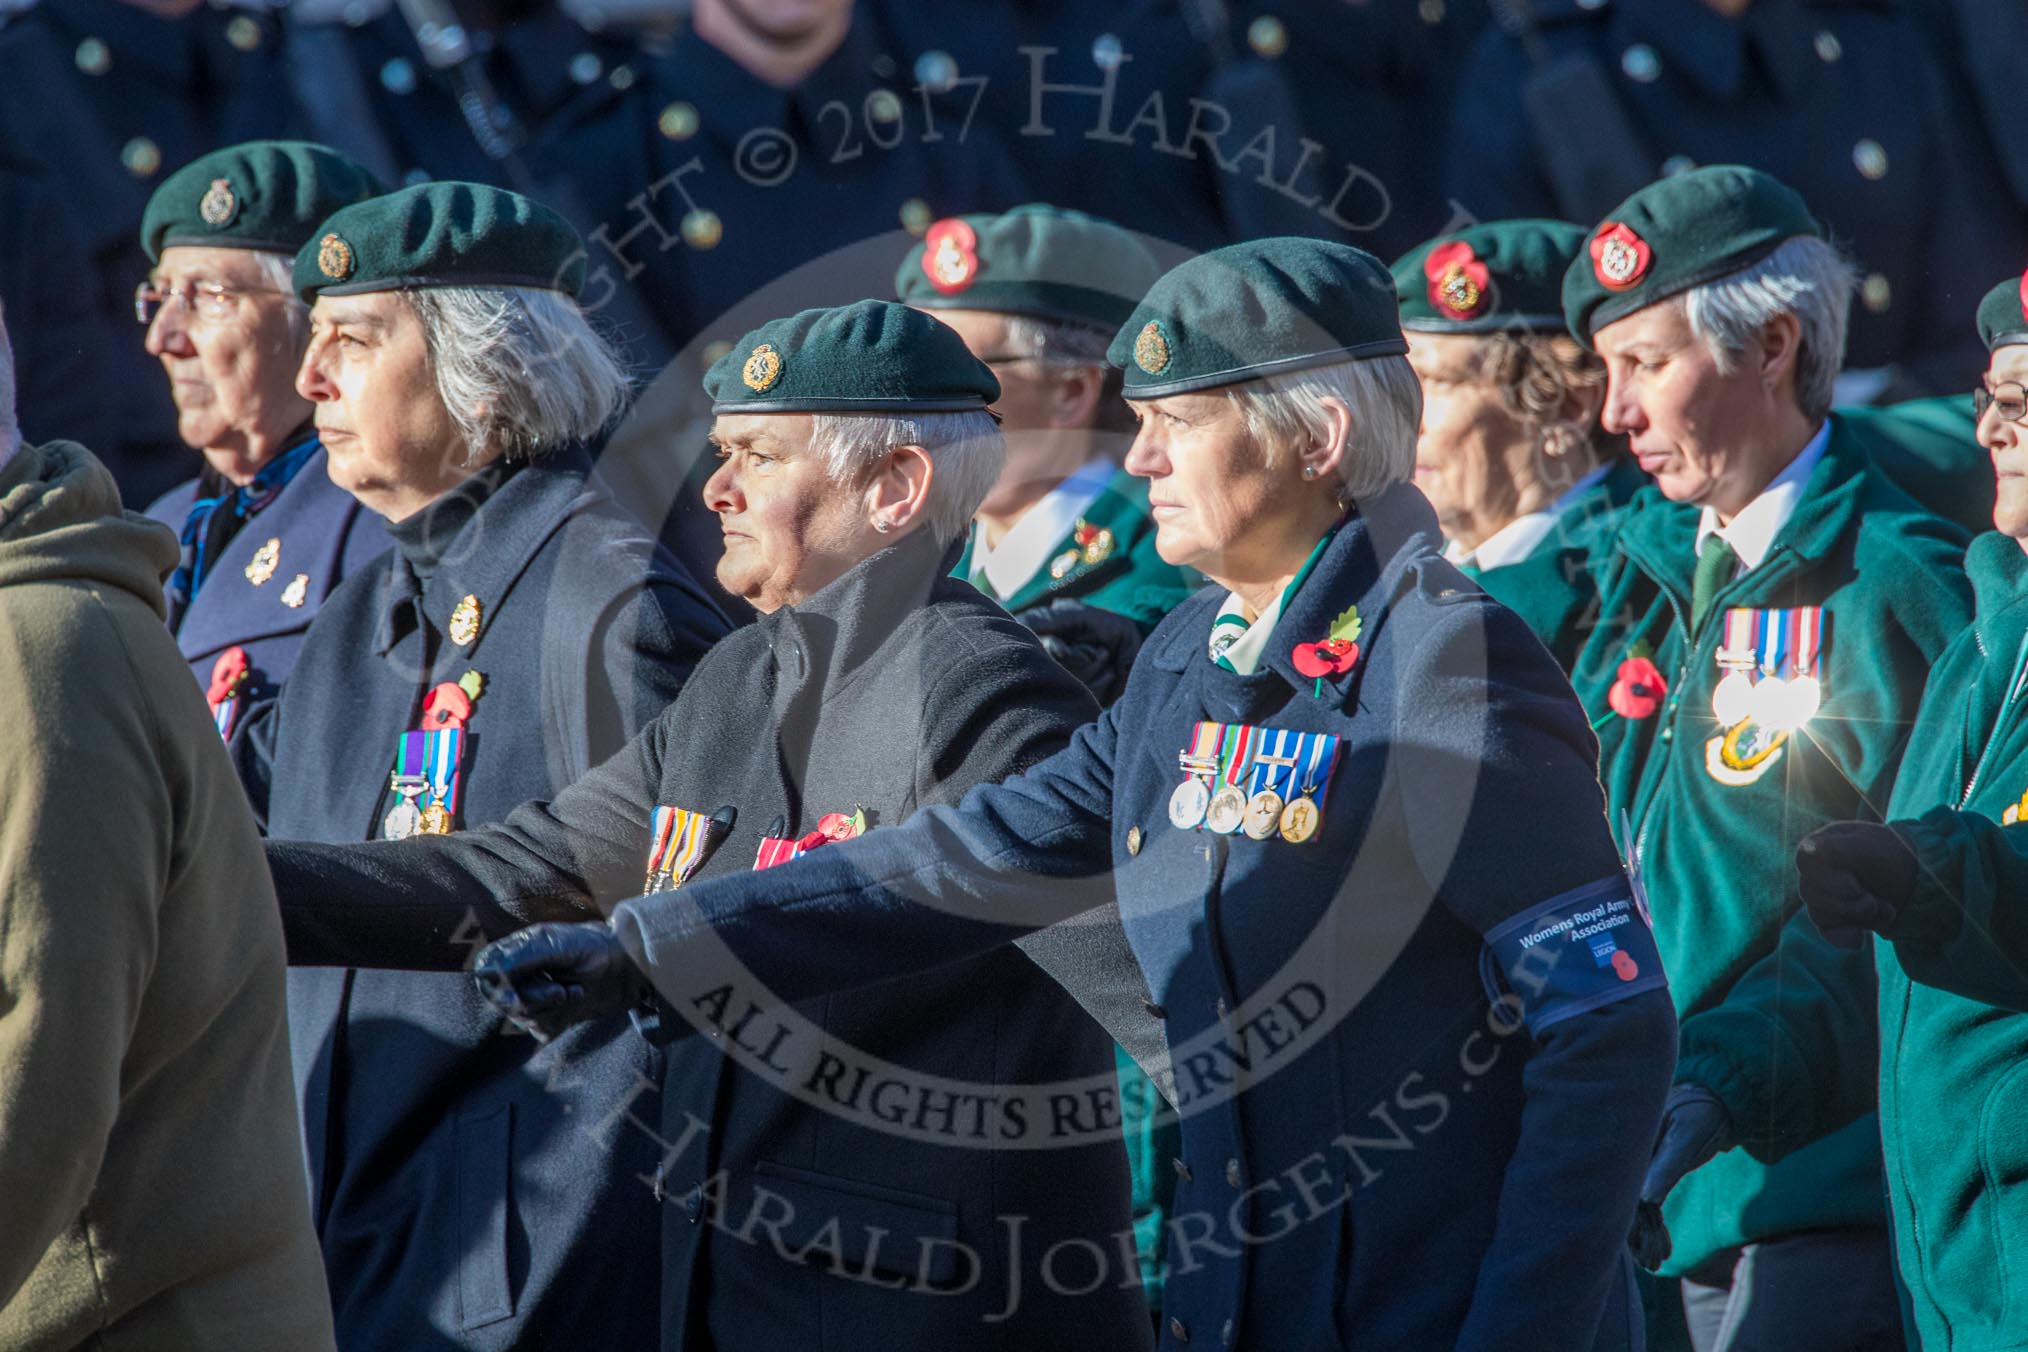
[{"xmin": 1478, "ymin": 876, "xmax": 1668, "ymax": 1035}]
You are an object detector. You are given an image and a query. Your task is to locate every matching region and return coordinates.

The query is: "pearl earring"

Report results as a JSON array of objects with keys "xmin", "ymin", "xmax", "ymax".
[
  {"xmin": 874, "ymin": 518, "xmax": 892, "ymax": 534},
  {"xmin": 1302, "ymin": 465, "xmax": 1317, "ymax": 480}
]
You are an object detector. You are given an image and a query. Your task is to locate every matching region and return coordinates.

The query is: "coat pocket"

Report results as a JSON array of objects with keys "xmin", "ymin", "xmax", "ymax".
[
  {"xmin": 1978, "ymin": 1061, "xmax": 2028, "ymax": 1325},
  {"xmin": 750, "ymin": 1160, "xmax": 961, "ymax": 1285},
  {"xmin": 454, "ymin": 1103, "xmax": 515, "ymax": 1331}
]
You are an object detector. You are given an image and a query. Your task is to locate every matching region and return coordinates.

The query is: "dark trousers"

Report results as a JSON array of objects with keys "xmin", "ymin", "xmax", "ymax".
[{"xmin": 1680, "ymin": 1228, "xmax": 1905, "ymax": 1352}]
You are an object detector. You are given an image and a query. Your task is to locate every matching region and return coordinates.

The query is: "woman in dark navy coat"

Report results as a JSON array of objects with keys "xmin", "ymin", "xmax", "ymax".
[
  {"xmin": 481, "ymin": 239, "xmax": 1681, "ymax": 1352},
  {"xmin": 240, "ymin": 183, "xmax": 729, "ymax": 1350}
]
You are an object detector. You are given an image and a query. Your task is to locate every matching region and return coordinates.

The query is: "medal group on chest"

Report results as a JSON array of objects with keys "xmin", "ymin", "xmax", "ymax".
[{"xmin": 1167, "ymin": 721, "xmax": 1343, "ymax": 845}]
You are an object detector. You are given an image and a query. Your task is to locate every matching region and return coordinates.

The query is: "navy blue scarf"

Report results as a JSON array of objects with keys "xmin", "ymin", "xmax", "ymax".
[{"xmin": 168, "ymin": 434, "xmax": 321, "ymax": 617}]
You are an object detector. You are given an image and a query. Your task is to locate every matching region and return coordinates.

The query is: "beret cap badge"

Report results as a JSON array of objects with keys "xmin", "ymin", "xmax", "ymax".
[
  {"xmin": 1590, "ymin": 222, "xmax": 1652, "ymax": 291},
  {"xmin": 922, "ymin": 217, "xmax": 979, "ymax": 296},
  {"xmin": 317, "ymin": 232, "xmax": 354, "ymax": 281},
  {"xmin": 1132, "ymin": 321, "xmax": 1171, "ymax": 375},
  {"xmin": 741, "ymin": 342, "xmax": 783, "ymax": 392},
  {"xmin": 1423, "ymin": 240, "xmax": 1489, "ymax": 320},
  {"xmin": 198, "ymin": 177, "xmax": 238, "ymax": 228}
]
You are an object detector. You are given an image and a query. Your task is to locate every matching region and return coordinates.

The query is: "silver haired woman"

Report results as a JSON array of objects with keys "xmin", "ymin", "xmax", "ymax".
[
  {"xmin": 468, "ymin": 239, "xmax": 1679, "ymax": 1351},
  {"xmin": 239, "ymin": 182, "xmax": 729, "ymax": 1349}
]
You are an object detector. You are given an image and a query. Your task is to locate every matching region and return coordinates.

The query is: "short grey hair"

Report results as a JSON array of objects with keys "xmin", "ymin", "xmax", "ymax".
[
  {"xmin": 808, "ymin": 410, "xmax": 1005, "ymax": 546},
  {"xmin": 1002, "ymin": 312, "xmax": 1135, "ymax": 434},
  {"xmin": 1230, "ymin": 354, "xmax": 1422, "ymax": 502},
  {"xmin": 407, "ymin": 285, "xmax": 631, "ymax": 463},
  {"xmin": 1682, "ymin": 235, "xmax": 1855, "ymax": 423},
  {"xmin": 252, "ymin": 249, "xmax": 312, "ymax": 354}
]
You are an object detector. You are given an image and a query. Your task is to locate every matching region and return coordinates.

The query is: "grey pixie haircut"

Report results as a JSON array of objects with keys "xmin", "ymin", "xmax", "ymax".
[
  {"xmin": 407, "ymin": 286, "xmax": 630, "ymax": 462},
  {"xmin": 809, "ymin": 410, "xmax": 1005, "ymax": 546},
  {"xmin": 1682, "ymin": 235, "xmax": 1855, "ymax": 423},
  {"xmin": 1230, "ymin": 353, "xmax": 1422, "ymax": 502}
]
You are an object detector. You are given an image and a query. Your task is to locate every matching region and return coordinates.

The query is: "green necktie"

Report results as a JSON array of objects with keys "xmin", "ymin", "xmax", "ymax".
[{"xmin": 1690, "ymin": 533, "xmax": 1738, "ymax": 633}]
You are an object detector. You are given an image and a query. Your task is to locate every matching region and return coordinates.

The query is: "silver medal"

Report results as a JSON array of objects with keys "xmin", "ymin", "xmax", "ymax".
[{"xmin": 1168, "ymin": 777, "xmax": 1211, "ymax": 830}]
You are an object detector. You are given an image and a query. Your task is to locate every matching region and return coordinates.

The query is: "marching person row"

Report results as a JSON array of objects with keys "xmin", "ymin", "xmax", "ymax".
[{"xmin": 1, "ymin": 137, "xmax": 2024, "ymax": 1352}]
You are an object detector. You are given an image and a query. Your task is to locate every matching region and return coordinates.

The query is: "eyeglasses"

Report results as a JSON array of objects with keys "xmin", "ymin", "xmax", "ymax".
[
  {"xmin": 1973, "ymin": 381, "xmax": 2028, "ymax": 424},
  {"xmin": 134, "ymin": 279, "xmax": 290, "ymax": 325}
]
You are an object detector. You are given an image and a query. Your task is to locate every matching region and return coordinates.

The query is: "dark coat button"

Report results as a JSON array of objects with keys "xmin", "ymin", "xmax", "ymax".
[
  {"xmin": 1143, "ymin": 998, "xmax": 1167, "ymax": 1019},
  {"xmin": 1173, "ymin": 1157, "xmax": 1193, "ymax": 1183}
]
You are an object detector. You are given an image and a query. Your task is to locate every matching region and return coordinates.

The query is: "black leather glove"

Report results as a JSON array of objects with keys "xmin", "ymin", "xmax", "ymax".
[
  {"xmin": 471, "ymin": 921, "xmax": 651, "ymax": 1042},
  {"xmin": 1629, "ymin": 1084, "xmax": 1734, "ymax": 1271},
  {"xmin": 1796, "ymin": 821, "xmax": 1920, "ymax": 949},
  {"xmin": 1017, "ymin": 599, "xmax": 1145, "ymax": 706}
]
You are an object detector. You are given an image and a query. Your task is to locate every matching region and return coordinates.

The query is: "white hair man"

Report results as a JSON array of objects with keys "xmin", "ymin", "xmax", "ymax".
[
  {"xmin": 249, "ymin": 179, "xmax": 730, "ymax": 1349},
  {"xmin": 0, "ymin": 263, "xmax": 337, "ymax": 1351},
  {"xmin": 137, "ymin": 140, "xmax": 390, "ymax": 741},
  {"xmin": 1563, "ymin": 165, "xmax": 1973, "ymax": 1350}
]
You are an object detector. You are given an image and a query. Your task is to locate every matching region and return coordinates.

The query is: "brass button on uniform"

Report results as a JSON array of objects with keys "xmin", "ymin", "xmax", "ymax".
[
  {"xmin": 900, "ymin": 198, "xmax": 933, "ymax": 235},
  {"xmin": 1226, "ymin": 1157, "xmax": 1243, "ymax": 1188},
  {"xmin": 226, "ymin": 15, "xmax": 262, "ymax": 51},
  {"xmin": 1170, "ymin": 1316, "xmax": 1191, "ymax": 1343},
  {"xmin": 658, "ymin": 101, "xmax": 699, "ymax": 140},
  {"xmin": 75, "ymin": 38, "xmax": 110, "ymax": 76},
  {"xmin": 681, "ymin": 209, "xmax": 723, "ymax": 250},
  {"xmin": 1621, "ymin": 44, "xmax": 1661, "ymax": 83},
  {"xmin": 1862, "ymin": 272, "xmax": 1892, "ymax": 313},
  {"xmin": 1247, "ymin": 16, "xmax": 1287, "ymax": 58},
  {"xmin": 1126, "ymin": 824, "xmax": 1143, "ymax": 856},
  {"xmin": 1853, "ymin": 139, "xmax": 1889, "ymax": 181},
  {"xmin": 122, "ymin": 137, "xmax": 162, "ymax": 178},
  {"xmin": 1814, "ymin": 30, "xmax": 1842, "ymax": 62},
  {"xmin": 1222, "ymin": 1318, "xmax": 1235, "ymax": 1346}
]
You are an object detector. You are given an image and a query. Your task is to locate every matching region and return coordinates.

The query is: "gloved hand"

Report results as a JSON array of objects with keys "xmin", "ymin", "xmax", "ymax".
[
  {"xmin": 1629, "ymin": 1084, "xmax": 1734, "ymax": 1271},
  {"xmin": 1017, "ymin": 599, "xmax": 1145, "ymax": 706},
  {"xmin": 471, "ymin": 921, "xmax": 651, "ymax": 1042},
  {"xmin": 1796, "ymin": 821, "xmax": 1920, "ymax": 949}
]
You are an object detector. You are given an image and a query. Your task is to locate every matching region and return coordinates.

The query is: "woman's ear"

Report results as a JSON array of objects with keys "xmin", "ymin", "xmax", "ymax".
[
  {"xmin": 865, "ymin": 443, "xmax": 935, "ymax": 534},
  {"xmin": 1297, "ymin": 394, "xmax": 1355, "ymax": 483}
]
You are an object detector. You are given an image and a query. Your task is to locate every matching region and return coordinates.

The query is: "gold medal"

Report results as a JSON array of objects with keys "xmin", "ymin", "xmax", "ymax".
[
  {"xmin": 245, "ymin": 537, "xmax": 280, "ymax": 586},
  {"xmin": 1168, "ymin": 778, "xmax": 1211, "ymax": 830},
  {"xmin": 1205, "ymin": 784, "xmax": 1248, "ymax": 835},
  {"xmin": 419, "ymin": 802, "xmax": 454, "ymax": 835},
  {"xmin": 1278, "ymin": 796, "xmax": 1319, "ymax": 843},
  {"xmin": 448, "ymin": 593, "xmax": 482, "ymax": 647},
  {"xmin": 1243, "ymin": 790, "xmax": 1284, "ymax": 840}
]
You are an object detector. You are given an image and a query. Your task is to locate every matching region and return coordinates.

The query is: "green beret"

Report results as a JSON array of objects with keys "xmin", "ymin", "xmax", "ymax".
[
  {"xmin": 1561, "ymin": 165, "xmax": 1822, "ymax": 343},
  {"xmin": 704, "ymin": 300, "xmax": 1000, "ymax": 414},
  {"xmin": 1977, "ymin": 273, "xmax": 2028, "ymax": 351},
  {"xmin": 293, "ymin": 181, "xmax": 587, "ymax": 302},
  {"xmin": 894, "ymin": 204, "xmax": 1160, "ymax": 334},
  {"xmin": 1109, "ymin": 237, "xmax": 1406, "ymax": 399},
  {"xmin": 1393, "ymin": 219, "xmax": 1587, "ymax": 333},
  {"xmin": 141, "ymin": 140, "xmax": 381, "ymax": 262}
]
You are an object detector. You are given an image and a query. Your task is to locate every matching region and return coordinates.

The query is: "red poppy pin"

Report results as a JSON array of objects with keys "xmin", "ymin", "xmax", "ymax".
[
  {"xmin": 1607, "ymin": 656, "xmax": 1668, "ymax": 720},
  {"xmin": 1292, "ymin": 605, "xmax": 1363, "ymax": 695},
  {"xmin": 207, "ymin": 645, "xmax": 251, "ymax": 704},
  {"xmin": 421, "ymin": 681, "xmax": 474, "ymax": 731},
  {"xmin": 1423, "ymin": 240, "xmax": 1490, "ymax": 320},
  {"xmin": 922, "ymin": 218, "xmax": 979, "ymax": 295},
  {"xmin": 815, "ymin": 809, "xmax": 866, "ymax": 842},
  {"xmin": 1611, "ymin": 950, "xmax": 1641, "ymax": 981},
  {"xmin": 1590, "ymin": 222, "xmax": 1652, "ymax": 291}
]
